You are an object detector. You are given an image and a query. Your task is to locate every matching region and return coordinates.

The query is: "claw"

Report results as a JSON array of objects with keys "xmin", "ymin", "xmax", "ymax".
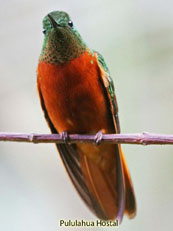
[
  {"xmin": 94, "ymin": 130, "xmax": 103, "ymax": 145},
  {"xmin": 60, "ymin": 131, "xmax": 69, "ymax": 143}
]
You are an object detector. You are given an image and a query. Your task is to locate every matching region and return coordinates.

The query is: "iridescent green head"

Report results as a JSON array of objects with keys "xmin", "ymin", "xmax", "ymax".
[{"xmin": 40, "ymin": 11, "xmax": 87, "ymax": 64}]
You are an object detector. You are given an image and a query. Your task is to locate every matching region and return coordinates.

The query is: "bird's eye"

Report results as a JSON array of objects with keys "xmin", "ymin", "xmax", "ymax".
[
  {"xmin": 42, "ymin": 29, "xmax": 46, "ymax": 35},
  {"xmin": 68, "ymin": 20, "xmax": 73, "ymax": 28}
]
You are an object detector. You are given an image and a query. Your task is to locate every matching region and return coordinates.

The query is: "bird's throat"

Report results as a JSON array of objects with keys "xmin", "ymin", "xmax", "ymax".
[{"xmin": 40, "ymin": 29, "xmax": 87, "ymax": 64}]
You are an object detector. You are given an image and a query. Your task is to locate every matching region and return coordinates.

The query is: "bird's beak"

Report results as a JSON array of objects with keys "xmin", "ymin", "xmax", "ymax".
[{"xmin": 48, "ymin": 14, "xmax": 60, "ymax": 28}]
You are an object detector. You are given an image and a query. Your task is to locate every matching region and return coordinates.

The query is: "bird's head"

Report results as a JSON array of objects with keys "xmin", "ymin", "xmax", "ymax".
[{"xmin": 40, "ymin": 11, "xmax": 87, "ymax": 64}]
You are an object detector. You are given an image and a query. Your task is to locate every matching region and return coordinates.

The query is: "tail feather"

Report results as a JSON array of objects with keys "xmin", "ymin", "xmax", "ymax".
[
  {"xmin": 121, "ymin": 150, "xmax": 136, "ymax": 218},
  {"xmin": 79, "ymin": 146, "xmax": 136, "ymax": 221},
  {"xmin": 80, "ymin": 151, "xmax": 120, "ymax": 220}
]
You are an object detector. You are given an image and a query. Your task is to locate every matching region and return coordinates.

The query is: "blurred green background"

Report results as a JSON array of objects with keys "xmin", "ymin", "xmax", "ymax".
[{"xmin": 0, "ymin": 0, "xmax": 173, "ymax": 231}]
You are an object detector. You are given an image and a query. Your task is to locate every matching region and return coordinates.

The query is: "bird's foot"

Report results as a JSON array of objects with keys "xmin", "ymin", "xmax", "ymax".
[
  {"xmin": 94, "ymin": 130, "xmax": 103, "ymax": 145},
  {"xmin": 60, "ymin": 131, "xmax": 69, "ymax": 144}
]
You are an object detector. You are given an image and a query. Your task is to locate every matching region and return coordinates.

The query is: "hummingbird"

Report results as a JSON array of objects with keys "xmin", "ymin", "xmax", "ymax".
[{"xmin": 37, "ymin": 11, "xmax": 136, "ymax": 222}]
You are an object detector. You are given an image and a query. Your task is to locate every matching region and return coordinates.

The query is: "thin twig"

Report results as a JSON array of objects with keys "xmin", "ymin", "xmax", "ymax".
[{"xmin": 0, "ymin": 132, "xmax": 173, "ymax": 145}]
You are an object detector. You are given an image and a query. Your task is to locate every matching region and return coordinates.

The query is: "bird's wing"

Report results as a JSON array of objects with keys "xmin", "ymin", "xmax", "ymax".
[
  {"xmin": 94, "ymin": 51, "xmax": 120, "ymax": 133},
  {"xmin": 95, "ymin": 51, "xmax": 136, "ymax": 219}
]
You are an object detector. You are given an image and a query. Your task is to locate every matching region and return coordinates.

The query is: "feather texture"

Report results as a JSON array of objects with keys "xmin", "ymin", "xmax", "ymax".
[{"xmin": 37, "ymin": 50, "xmax": 136, "ymax": 222}]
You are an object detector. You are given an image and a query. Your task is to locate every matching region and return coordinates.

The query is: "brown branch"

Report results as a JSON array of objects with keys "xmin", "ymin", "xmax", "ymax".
[{"xmin": 0, "ymin": 132, "xmax": 173, "ymax": 145}]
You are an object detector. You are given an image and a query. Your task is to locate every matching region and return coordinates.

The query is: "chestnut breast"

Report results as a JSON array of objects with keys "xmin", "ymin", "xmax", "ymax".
[{"xmin": 37, "ymin": 51, "xmax": 114, "ymax": 134}]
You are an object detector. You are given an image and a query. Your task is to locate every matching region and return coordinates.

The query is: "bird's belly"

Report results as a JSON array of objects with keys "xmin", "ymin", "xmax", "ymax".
[
  {"xmin": 38, "ymin": 59, "xmax": 114, "ymax": 135},
  {"xmin": 38, "ymin": 57, "xmax": 115, "ymax": 170}
]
